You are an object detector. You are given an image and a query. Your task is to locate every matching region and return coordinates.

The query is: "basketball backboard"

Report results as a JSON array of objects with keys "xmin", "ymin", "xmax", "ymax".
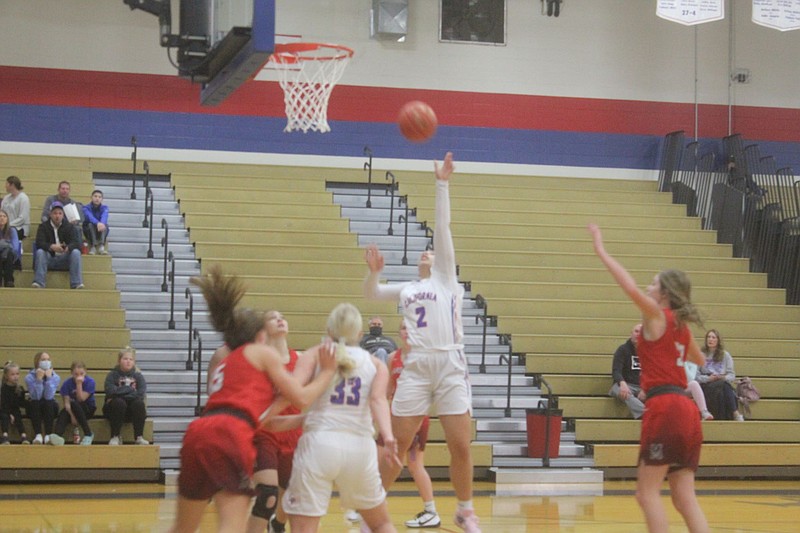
[
  {"xmin": 199, "ymin": 0, "xmax": 275, "ymax": 105},
  {"xmin": 123, "ymin": 0, "xmax": 275, "ymax": 106}
]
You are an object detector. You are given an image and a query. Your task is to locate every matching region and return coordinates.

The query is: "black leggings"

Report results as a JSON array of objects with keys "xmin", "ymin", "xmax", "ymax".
[
  {"xmin": 27, "ymin": 399, "xmax": 59, "ymax": 436},
  {"xmin": 0, "ymin": 408, "xmax": 26, "ymax": 435},
  {"xmin": 103, "ymin": 397, "xmax": 147, "ymax": 438},
  {"xmin": 54, "ymin": 399, "xmax": 96, "ymax": 436}
]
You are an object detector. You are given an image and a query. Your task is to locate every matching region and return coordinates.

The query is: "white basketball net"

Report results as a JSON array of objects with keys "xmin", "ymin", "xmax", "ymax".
[{"xmin": 269, "ymin": 43, "xmax": 353, "ymax": 133}]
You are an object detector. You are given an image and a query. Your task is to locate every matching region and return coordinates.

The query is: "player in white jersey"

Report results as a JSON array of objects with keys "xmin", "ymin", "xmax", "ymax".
[
  {"xmin": 364, "ymin": 152, "xmax": 482, "ymax": 533},
  {"xmin": 281, "ymin": 303, "xmax": 401, "ymax": 533}
]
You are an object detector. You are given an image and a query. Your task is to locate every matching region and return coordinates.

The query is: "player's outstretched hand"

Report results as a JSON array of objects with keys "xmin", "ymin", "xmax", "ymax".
[
  {"xmin": 381, "ymin": 437, "xmax": 403, "ymax": 469},
  {"xmin": 587, "ymin": 223, "xmax": 605, "ymax": 255},
  {"xmin": 317, "ymin": 339, "xmax": 337, "ymax": 373},
  {"xmin": 434, "ymin": 152, "xmax": 455, "ymax": 182},
  {"xmin": 365, "ymin": 244, "xmax": 385, "ymax": 273}
]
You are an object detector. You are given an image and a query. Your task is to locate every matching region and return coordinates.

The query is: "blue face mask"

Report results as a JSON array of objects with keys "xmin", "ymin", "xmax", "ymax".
[{"xmin": 39, "ymin": 360, "xmax": 52, "ymax": 370}]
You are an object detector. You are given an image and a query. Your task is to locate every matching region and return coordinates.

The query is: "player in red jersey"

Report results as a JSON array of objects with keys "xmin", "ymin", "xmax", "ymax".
[
  {"xmin": 386, "ymin": 321, "xmax": 440, "ymax": 528},
  {"xmin": 170, "ymin": 266, "xmax": 337, "ymax": 533},
  {"xmin": 247, "ymin": 310, "xmax": 304, "ymax": 533},
  {"xmin": 589, "ymin": 224, "xmax": 709, "ymax": 533}
]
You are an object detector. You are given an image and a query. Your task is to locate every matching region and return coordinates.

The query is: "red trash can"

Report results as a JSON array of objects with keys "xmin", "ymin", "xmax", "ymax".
[{"xmin": 526, "ymin": 407, "xmax": 562, "ymax": 459}]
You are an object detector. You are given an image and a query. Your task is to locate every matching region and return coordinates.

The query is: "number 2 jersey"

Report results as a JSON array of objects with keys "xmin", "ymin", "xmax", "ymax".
[
  {"xmin": 302, "ymin": 345, "xmax": 376, "ymax": 438},
  {"xmin": 637, "ymin": 308, "xmax": 691, "ymax": 393}
]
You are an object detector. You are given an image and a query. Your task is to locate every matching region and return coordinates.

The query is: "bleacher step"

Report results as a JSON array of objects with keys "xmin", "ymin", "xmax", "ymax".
[{"xmin": 490, "ymin": 467, "xmax": 603, "ymax": 496}]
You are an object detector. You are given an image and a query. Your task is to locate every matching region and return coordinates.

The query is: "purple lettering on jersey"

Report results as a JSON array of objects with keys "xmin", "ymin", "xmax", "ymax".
[{"xmin": 403, "ymin": 291, "xmax": 438, "ymax": 307}]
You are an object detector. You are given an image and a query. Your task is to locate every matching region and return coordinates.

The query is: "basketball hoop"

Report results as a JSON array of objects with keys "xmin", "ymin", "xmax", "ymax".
[{"xmin": 268, "ymin": 42, "xmax": 354, "ymax": 133}]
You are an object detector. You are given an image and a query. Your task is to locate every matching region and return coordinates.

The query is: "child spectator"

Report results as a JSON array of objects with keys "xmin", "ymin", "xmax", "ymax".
[
  {"xmin": 25, "ymin": 352, "xmax": 61, "ymax": 444},
  {"xmin": 82, "ymin": 189, "xmax": 109, "ymax": 255},
  {"xmin": 1, "ymin": 361, "xmax": 30, "ymax": 444},
  {"xmin": 0, "ymin": 209, "xmax": 20, "ymax": 287},
  {"xmin": 49, "ymin": 361, "xmax": 96, "ymax": 446},
  {"xmin": 103, "ymin": 347, "xmax": 148, "ymax": 445}
]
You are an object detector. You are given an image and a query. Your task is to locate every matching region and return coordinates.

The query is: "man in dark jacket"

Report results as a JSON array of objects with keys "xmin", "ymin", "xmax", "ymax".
[
  {"xmin": 32, "ymin": 201, "xmax": 84, "ymax": 289},
  {"xmin": 358, "ymin": 315, "xmax": 397, "ymax": 365},
  {"xmin": 609, "ymin": 323, "xmax": 645, "ymax": 419}
]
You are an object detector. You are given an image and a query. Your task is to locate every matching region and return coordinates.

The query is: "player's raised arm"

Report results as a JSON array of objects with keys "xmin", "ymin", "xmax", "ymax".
[
  {"xmin": 432, "ymin": 152, "xmax": 458, "ymax": 287},
  {"xmin": 364, "ymin": 244, "xmax": 405, "ymax": 300}
]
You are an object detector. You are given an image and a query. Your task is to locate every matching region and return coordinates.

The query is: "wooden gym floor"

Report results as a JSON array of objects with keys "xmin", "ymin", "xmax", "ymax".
[{"xmin": 0, "ymin": 480, "xmax": 798, "ymax": 532}]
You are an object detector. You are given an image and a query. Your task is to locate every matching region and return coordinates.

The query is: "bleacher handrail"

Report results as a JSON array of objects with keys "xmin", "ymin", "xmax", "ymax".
[
  {"xmin": 160, "ymin": 218, "xmax": 170, "ymax": 292},
  {"xmin": 363, "ymin": 146, "xmax": 373, "ymax": 208},
  {"xmin": 184, "ymin": 288, "xmax": 195, "ymax": 371},
  {"xmin": 130, "ymin": 136, "xmax": 138, "ymax": 200}
]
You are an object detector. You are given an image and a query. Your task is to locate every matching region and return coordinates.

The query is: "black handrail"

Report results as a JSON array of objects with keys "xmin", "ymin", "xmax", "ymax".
[
  {"xmin": 385, "ymin": 171, "xmax": 396, "ymax": 235},
  {"xmin": 193, "ymin": 328, "xmax": 203, "ymax": 416},
  {"xmin": 537, "ymin": 376, "xmax": 556, "ymax": 467},
  {"xmin": 363, "ymin": 146, "xmax": 373, "ymax": 208},
  {"xmin": 498, "ymin": 346, "xmax": 515, "ymax": 419},
  {"xmin": 142, "ymin": 161, "xmax": 151, "ymax": 228},
  {"xmin": 184, "ymin": 288, "xmax": 194, "ymax": 370},
  {"xmin": 130, "ymin": 136, "xmax": 138, "ymax": 200},
  {"xmin": 161, "ymin": 218, "xmax": 170, "ymax": 292},
  {"xmin": 398, "ymin": 195, "xmax": 410, "ymax": 265},
  {"xmin": 474, "ymin": 294, "xmax": 489, "ymax": 374},
  {"xmin": 167, "ymin": 251, "xmax": 176, "ymax": 329},
  {"xmin": 146, "ymin": 189, "xmax": 155, "ymax": 259}
]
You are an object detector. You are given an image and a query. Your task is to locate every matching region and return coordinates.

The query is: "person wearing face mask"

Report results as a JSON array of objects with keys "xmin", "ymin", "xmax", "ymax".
[
  {"xmin": 25, "ymin": 351, "xmax": 61, "ymax": 444},
  {"xmin": 359, "ymin": 316, "xmax": 398, "ymax": 366}
]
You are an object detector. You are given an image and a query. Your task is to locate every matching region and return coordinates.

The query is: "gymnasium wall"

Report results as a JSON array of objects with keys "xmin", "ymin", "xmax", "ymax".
[{"xmin": 0, "ymin": 0, "xmax": 798, "ymax": 176}]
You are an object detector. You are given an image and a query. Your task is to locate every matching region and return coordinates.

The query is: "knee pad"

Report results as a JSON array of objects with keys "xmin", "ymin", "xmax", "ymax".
[{"xmin": 251, "ymin": 483, "xmax": 279, "ymax": 520}]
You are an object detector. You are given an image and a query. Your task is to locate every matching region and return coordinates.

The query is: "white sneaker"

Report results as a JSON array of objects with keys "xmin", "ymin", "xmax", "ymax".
[
  {"xmin": 48, "ymin": 434, "xmax": 65, "ymax": 446},
  {"xmin": 701, "ymin": 410, "xmax": 714, "ymax": 420},
  {"xmin": 32, "ymin": 434, "xmax": 44, "ymax": 445},
  {"xmin": 734, "ymin": 413, "xmax": 745, "ymax": 421},
  {"xmin": 108, "ymin": 436, "xmax": 121, "ymax": 446},
  {"xmin": 44, "ymin": 435, "xmax": 50, "ymax": 445},
  {"xmin": 98, "ymin": 245, "xmax": 107, "ymax": 255},
  {"xmin": 344, "ymin": 510, "xmax": 362, "ymax": 523},
  {"xmin": 135, "ymin": 436, "xmax": 150, "ymax": 445},
  {"xmin": 454, "ymin": 508, "xmax": 482, "ymax": 533},
  {"xmin": 405, "ymin": 510, "xmax": 441, "ymax": 528}
]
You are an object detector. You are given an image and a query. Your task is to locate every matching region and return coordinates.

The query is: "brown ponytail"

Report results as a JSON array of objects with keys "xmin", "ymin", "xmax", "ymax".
[{"xmin": 190, "ymin": 265, "xmax": 265, "ymax": 350}]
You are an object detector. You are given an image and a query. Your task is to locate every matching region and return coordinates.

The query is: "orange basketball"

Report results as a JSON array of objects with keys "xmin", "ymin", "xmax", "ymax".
[{"xmin": 397, "ymin": 101, "xmax": 438, "ymax": 142}]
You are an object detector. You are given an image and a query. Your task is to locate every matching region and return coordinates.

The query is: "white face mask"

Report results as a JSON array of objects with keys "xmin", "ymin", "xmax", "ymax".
[{"xmin": 39, "ymin": 360, "xmax": 52, "ymax": 370}]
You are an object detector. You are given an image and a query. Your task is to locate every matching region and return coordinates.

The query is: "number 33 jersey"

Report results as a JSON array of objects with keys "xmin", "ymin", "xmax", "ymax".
[{"xmin": 303, "ymin": 346, "xmax": 377, "ymax": 437}]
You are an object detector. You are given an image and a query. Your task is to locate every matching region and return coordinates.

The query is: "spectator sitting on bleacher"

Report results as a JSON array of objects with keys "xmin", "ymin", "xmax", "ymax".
[
  {"xmin": 32, "ymin": 201, "xmax": 84, "ymax": 289},
  {"xmin": 103, "ymin": 347, "xmax": 149, "ymax": 445},
  {"xmin": 1, "ymin": 361, "xmax": 30, "ymax": 444},
  {"xmin": 697, "ymin": 329, "xmax": 744, "ymax": 421},
  {"xmin": 48, "ymin": 360, "xmax": 96, "ymax": 446},
  {"xmin": 82, "ymin": 189, "xmax": 109, "ymax": 255},
  {"xmin": 359, "ymin": 315, "xmax": 398, "ymax": 366},
  {"xmin": 609, "ymin": 323, "xmax": 646, "ymax": 419},
  {"xmin": 25, "ymin": 352, "xmax": 61, "ymax": 445},
  {"xmin": 41, "ymin": 180, "xmax": 83, "ymax": 244},
  {"xmin": 683, "ymin": 361, "xmax": 714, "ymax": 421},
  {"xmin": 2, "ymin": 175, "xmax": 30, "ymax": 240},
  {"xmin": 0, "ymin": 209, "xmax": 20, "ymax": 287}
]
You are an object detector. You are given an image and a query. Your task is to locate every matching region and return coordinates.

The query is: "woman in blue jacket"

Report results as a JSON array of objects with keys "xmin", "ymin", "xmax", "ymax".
[{"xmin": 25, "ymin": 351, "xmax": 61, "ymax": 444}]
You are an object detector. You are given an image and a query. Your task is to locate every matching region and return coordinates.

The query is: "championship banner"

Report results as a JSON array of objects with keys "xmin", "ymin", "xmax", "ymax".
[
  {"xmin": 656, "ymin": 0, "xmax": 725, "ymax": 26},
  {"xmin": 752, "ymin": 0, "xmax": 800, "ymax": 31}
]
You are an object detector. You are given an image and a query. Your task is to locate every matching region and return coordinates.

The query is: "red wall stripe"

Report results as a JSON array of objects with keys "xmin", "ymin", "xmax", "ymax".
[{"xmin": 1, "ymin": 66, "xmax": 798, "ymax": 142}]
